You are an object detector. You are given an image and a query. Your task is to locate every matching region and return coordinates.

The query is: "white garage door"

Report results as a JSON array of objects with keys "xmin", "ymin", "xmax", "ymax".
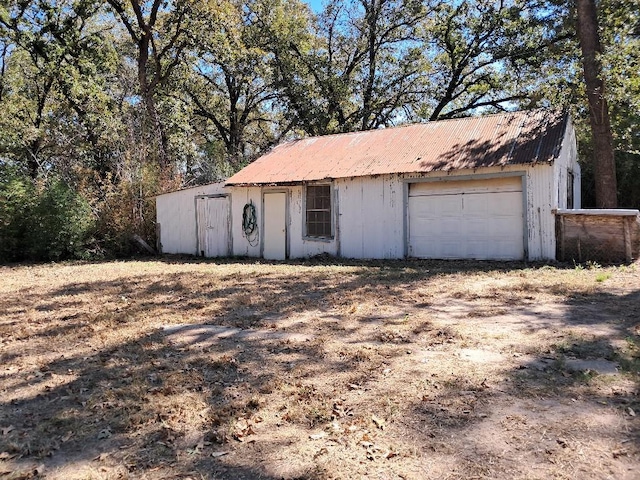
[{"xmin": 408, "ymin": 177, "xmax": 524, "ymax": 260}]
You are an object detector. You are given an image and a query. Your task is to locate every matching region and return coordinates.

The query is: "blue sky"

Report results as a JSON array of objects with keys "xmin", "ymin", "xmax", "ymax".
[{"xmin": 304, "ymin": 0, "xmax": 324, "ymax": 12}]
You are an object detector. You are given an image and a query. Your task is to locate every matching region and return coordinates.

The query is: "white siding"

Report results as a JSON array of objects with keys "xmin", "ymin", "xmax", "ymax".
[
  {"xmin": 156, "ymin": 183, "xmax": 226, "ymax": 255},
  {"xmin": 226, "ymin": 163, "xmax": 561, "ymax": 261},
  {"xmin": 256, "ymin": 165, "xmax": 555, "ymax": 261},
  {"xmin": 287, "ymin": 185, "xmax": 339, "ymax": 258},
  {"xmin": 228, "ymin": 186, "xmax": 340, "ymax": 259},
  {"xmin": 554, "ymin": 116, "xmax": 581, "ymax": 210},
  {"xmin": 230, "ymin": 186, "xmax": 262, "ymax": 257},
  {"xmin": 178, "ymin": 118, "xmax": 578, "ymax": 262},
  {"xmin": 337, "ymin": 176, "xmax": 404, "ymax": 259},
  {"xmin": 521, "ymin": 117, "xmax": 581, "ymax": 261}
]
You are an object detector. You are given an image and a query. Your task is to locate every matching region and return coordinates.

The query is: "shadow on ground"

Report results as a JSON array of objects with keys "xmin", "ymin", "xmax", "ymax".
[{"xmin": 0, "ymin": 259, "xmax": 638, "ymax": 479}]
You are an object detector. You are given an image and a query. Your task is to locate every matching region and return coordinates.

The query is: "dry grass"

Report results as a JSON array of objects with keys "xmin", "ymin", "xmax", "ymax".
[{"xmin": 0, "ymin": 257, "xmax": 638, "ymax": 479}]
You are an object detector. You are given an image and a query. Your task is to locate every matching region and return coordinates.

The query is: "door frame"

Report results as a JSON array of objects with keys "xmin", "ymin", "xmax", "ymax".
[
  {"xmin": 261, "ymin": 189, "xmax": 289, "ymax": 259},
  {"xmin": 194, "ymin": 194, "xmax": 232, "ymax": 257}
]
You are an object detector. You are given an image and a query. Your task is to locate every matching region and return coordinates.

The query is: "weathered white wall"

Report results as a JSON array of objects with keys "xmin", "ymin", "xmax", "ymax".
[
  {"xmin": 226, "ymin": 162, "xmax": 563, "ymax": 261},
  {"xmin": 336, "ymin": 175, "xmax": 404, "ymax": 259},
  {"xmin": 287, "ymin": 185, "xmax": 339, "ymax": 258},
  {"xmin": 282, "ymin": 164, "xmax": 556, "ymax": 260},
  {"xmin": 525, "ymin": 164, "xmax": 556, "ymax": 260},
  {"xmin": 165, "ymin": 118, "xmax": 577, "ymax": 261},
  {"xmin": 228, "ymin": 186, "xmax": 339, "ymax": 258},
  {"xmin": 338, "ymin": 163, "xmax": 562, "ymax": 261},
  {"xmin": 554, "ymin": 116, "xmax": 581, "ymax": 210},
  {"xmin": 156, "ymin": 183, "xmax": 226, "ymax": 255},
  {"xmin": 230, "ymin": 186, "xmax": 262, "ymax": 257},
  {"xmin": 403, "ymin": 165, "xmax": 553, "ymax": 261}
]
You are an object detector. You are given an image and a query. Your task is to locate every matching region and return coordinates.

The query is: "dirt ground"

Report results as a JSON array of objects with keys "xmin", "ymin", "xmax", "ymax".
[{"xmin": 0, "ymin": 257, "xmax": 638, "ymax": 480}]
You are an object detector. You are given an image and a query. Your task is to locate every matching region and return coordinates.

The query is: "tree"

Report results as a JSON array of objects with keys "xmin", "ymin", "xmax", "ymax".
[
  {"xmin": 576, "ymin": 0, "xmax": 617, "ymax": 208},
  {"xmin": 105, "ymin": 0, "xmax": 195, "ymax": 172},
  {"xmin": 355, "ymin": 0, "xmax": 429, "ymax": 129},
  {"xmin": 416, "ymin": 0, "xmax": 572, "ymax": 121},
  {"xmin": 249, "ymin": 0, "xmax": 330, "ymax": 135},
  {"xmin": 598, "ymin": 0, "xmax": 640, "ymax": 208},
  {"xmin": 185, "ymin": 0, "xmax": 286, "ymax": 172},
  {"xmin": 0, "ymin": 37, "xmax": 9, "ymax": 102},
  {"xmin": 0, "ymin": 0, "xmax": 118, "ymax": 179},
  {"xmin": 258, "ymin": 0, "xmax": 430, "ymax": 135}
]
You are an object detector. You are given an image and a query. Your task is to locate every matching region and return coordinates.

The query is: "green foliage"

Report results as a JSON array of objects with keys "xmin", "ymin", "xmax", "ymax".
[
  {"xmin": 570, "ymin": 0, "xmax": 640, "ymax": 209},
  {"xmin": 94, "ymin": 162, "xmax": 162, "ymax": 258},
  {"xmin": 417, "ymin": 0, "xmax": 573, "ymax": 120},
  {"xmin": 184, "ymin": 0, "xmax": 288, "ymax": 170},
  {"xmin": 26, "ymin": 178, "xmax": 95, "ymax": 261},
  {"xmin": 0, "ymin": 167, "xmax": 95, "ymax": 262},
  {"xmin": 0, "ymin": 164, "xmax": 35, "ymax": 262},
  {"xmin": 0, "ymin": 0, "xmax": 639, "ymax": 261}
]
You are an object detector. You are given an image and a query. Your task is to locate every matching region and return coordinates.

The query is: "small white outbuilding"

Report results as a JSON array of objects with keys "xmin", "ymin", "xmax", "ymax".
[
  {"xmin": 155, "ymin": 182, "xmax": 229, "ymax": 256},
  {"xmin": 156, "ymin": 109, "xmax": 580, "ymax": 261}
]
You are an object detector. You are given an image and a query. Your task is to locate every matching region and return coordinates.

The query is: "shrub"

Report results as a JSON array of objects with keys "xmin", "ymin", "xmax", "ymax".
[
  {"xmin": 0, "ymin": 166, "xmax": 35, "ymax": 262},
  {"xmin": 0, "ymin": 167, "xmax": 95, "ymax": 262},
  {"xmin": 25, "ymin": 179, "xmax": 95, "ymax": 261}
]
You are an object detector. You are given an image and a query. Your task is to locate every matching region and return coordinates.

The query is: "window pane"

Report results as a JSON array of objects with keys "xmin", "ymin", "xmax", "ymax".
[{"xmin": 306, "ymin": 185, "xmax": 332, "ymax": 237}]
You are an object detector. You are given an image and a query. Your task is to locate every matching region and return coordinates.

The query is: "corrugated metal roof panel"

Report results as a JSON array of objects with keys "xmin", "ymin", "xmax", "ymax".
[{"xmin": 226, "ymin": 109, "xmax": 567, "ymax": 185}]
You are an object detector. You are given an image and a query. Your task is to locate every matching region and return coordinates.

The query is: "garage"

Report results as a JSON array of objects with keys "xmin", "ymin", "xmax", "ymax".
[
  {"xmin": 160, "ymin": 110, "xmax": 578, "ymax": 261},
  {"xmin": 408, "ymin": 176, "xmax": 525, "ymax": 260}
]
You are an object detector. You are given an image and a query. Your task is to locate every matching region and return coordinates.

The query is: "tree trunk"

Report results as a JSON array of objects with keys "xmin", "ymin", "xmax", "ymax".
[
  {"xmin": 576, "ymin": 0, "xmax": 617, "ymax": 208},
  {"xmin": 136, "ymin": 35, "xmax": 170, "ymax": 172},
  {"xmin": 361, "ymin": 0, "xmax": 379, "ymax": 131}
]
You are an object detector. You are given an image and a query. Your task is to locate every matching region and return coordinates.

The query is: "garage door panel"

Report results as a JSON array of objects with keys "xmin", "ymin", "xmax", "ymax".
[
  {"xmin": 462, "ymin": 196, "xmax": 487, "ymax": 215},
  {"xmin": 408, "ymin": 178, "xmax": 524, "ymax": 260},
  {"xmin": 409, "ymin": 177, "xmax": 522, "ymax": 196},
  {"xmin": 441, "ymin": 217, "xmax": 462, "ymax": 235}
]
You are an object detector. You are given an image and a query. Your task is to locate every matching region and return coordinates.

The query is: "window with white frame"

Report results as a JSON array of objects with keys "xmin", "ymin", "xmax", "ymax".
[{"xmin": 305, "ymin": 184, "xmax": 332, "ymax": 238}]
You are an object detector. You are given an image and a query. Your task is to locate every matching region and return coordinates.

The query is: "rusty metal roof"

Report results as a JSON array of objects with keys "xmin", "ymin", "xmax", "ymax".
[{"xmin": 226, "ymin": 109, "xmax": 568, "ymax": 186}]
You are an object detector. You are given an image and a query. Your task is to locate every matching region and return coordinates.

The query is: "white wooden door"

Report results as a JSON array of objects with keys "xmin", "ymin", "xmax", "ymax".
[
  {"xmin": 196, "ymin": 196, "xmax": 230, "ymax": 257},
  {"xmin": 408, "ymin": 177, "xmax": 524, "ymax": 260},
  {"xmin": 263, "ymin": 192, "xmax": 287, "ymax": 260}
]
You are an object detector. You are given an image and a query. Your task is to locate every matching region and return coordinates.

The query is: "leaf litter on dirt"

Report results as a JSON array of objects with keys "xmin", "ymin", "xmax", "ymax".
[{"xmin": 0, "ymin": 259, "xmax": 638, "ymax": 479}]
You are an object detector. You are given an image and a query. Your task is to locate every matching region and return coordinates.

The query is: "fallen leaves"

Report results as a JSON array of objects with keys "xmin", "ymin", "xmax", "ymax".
[
  {"xmin": 2, "ymin": 260, "xmax": 640, "ymax": 480},
  {"xmin": 233, "ymin": 418, "xmax": 256, "ymax": 442},
  {"xmin": 360, "ymin": 438, "xmax": 399, "ymax": 462},
  {"xmin": 612, "ymin": 448, "xmax": 628, "ymax": 459},
  {"xmin": 332, "ymin": 401, "xmax": 353, "ymax": 418},
  {"xmin": 211, "ymin": 450, "xmax": 230, "ymax": 458},
  {"xmin": 188, "ymin": 438, "xmax": 206, "ymax": 455},
  {"xmin": 93, "ymin": 452, "xmax": 110, "ymax": 462},
  {"xmin": 371, "ymin": 415, "xmax": 385, "ymax": 430}
]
